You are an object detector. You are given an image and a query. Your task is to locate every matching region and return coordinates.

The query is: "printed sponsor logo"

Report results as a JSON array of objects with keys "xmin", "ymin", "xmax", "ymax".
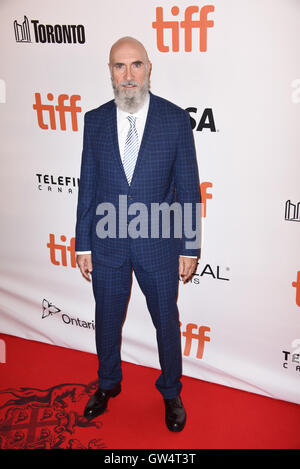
[
  {"xmin": 42, "ymin": 299, "xmax": 95, "ymax": 331},
  {"xmin": 200, "ymin": 181, "xmax": 212, "ymax": 218},
  {"xmin": 292, "ymin": 271, "xmax": 300, "ymax": 307},
  {"xmin": 47, "ymin": 234, "xmax": 76, "ymax": 268},
  {"xmin": 36, "ymin": 173, "xmax": 79, "ymax": 194},
  {"xmin": 152, "ymin": 5, "xmax": 214, "ymax": 52},
  {"xmin": 285, "ymin": 200, "xmax": 300, "ymax": 222},
  {"xmin": 180, "ymin": 322, "xmax": 210, "ymax": 359},
  {"xmin": 33, "ymin": 93, "xmax": 81, "ymax": 131},
  {"xmin": 188, "ymin": 262, "xmax": 230, "ymax": 284},
  {"xmin": 14, "ymin": 16, "xmax": 85, "ymax": 44},
  {"xmin": 186, "ymin": 106, "xmax": 217, "ymax": 132},
  {"xmin": 282, "ymin": 340, "xmax": 300, "ymax": 373}
]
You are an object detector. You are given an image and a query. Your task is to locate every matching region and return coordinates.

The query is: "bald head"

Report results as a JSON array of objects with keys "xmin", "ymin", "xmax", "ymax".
[
  {"xmin": 109, "ymin": 36, "xmax": 152, "ymax": 113},
  {"xmin": 109, "ymin": 36, "xmax": 150, "ymax": 66}
]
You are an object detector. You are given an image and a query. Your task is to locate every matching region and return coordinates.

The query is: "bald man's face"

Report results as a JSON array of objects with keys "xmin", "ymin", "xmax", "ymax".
[{"xmin": 109, "ymin": 41, "xmax": 151, "ymax": 97}]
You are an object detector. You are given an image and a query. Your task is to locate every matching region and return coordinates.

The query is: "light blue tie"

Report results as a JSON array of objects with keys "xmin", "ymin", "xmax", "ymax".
[{"xmin": 123, "ymin": 115, "xmax": 139, "ymax": 185}]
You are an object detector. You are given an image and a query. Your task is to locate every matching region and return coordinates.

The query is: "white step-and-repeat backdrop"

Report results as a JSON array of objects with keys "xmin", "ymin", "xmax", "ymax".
[{"xmin": 0, "ymin": 0, "xmax": 299, "ymax": 405}]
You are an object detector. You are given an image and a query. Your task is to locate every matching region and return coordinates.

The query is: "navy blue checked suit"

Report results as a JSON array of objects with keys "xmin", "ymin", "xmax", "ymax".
[{"xmin": 75, "ymin": 91, "xmax": 200, "ymax": 399}]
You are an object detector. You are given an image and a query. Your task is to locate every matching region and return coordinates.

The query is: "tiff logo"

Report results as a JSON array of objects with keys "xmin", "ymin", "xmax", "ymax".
[
  {"xmin": 14, "ymin": 15, "xmax": 31, "ymax": 42},
  {"xmin": 0, "ymin": 339, "xmax": 6, "ymax": 363},
  {"xmin": 152, "ymin": 5, "xmax": 214, "ymax": 52},
  {"xmin": 285, "ymin": 200, "xmax": 300, "ymax": 222},
  {"xmin": 47, "ymin": 234, "xmax": 76, "ymax": 267},
  {"xmin": 201, "ymin": 181, "xmax": 212, "ymax": 218},
  {"xmin": 0, "ymin": 79, "xmax": 6, "ymax": 103},
  {"xmin": 180, "ymin": 322, "xmax": 210, "ymax": 359},
  {"xmin": 33, "ymin": 93, "xmax": 81, "ymax": 131},
  {"xmin": 292, "ymin": 271, "xmax": 300, "ymax": 307}
]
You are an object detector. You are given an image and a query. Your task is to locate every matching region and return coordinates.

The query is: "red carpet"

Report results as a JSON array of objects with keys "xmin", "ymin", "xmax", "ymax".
[{"xmin": 0, "ymin": 333, "xmax": 299, "ymax": 449}]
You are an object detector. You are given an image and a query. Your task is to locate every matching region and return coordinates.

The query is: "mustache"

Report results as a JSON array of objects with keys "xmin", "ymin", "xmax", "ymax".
[{"xmin": 119, "ymin": 80, "xmax": 139, "ymax": 87}]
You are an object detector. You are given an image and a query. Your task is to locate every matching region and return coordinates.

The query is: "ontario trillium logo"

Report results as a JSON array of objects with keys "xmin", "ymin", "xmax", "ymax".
[{"xmin": 42, "ymin": 299, "xmax": 61, "ymax": 319}]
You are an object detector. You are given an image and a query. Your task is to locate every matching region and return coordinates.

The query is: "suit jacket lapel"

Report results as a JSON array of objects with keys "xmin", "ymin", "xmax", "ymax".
[
  {"xmin": 109, "ymin": 102, "xmax": 130, "ymax": 187},
  {"xmin": 130, "ymin": 92, "xmax": 159, "ymax": 188}
]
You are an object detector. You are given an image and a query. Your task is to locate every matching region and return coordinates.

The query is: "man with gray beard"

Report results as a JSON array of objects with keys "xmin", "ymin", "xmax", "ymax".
[{"xmin": 75, "ymin": 37, "xmax": 201, "ymax": 432}]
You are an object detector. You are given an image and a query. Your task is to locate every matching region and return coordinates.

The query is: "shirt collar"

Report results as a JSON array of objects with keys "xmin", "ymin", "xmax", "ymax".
[{"xmin": 117, "ymin": 91, "xmax": 150, "ymax": 121}]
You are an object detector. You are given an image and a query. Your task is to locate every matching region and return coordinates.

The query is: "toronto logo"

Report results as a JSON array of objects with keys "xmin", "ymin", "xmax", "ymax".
[
  {"xmin": 285, "ymin": 200, "xmax": 300, "ymax": 222},
  {"xmin": 14, "ymin": 16, "xmax": 31, "ymax": 43},
  {"xmin": 13, "ymin": 16, "xmax": 85, "ymax": 44}
]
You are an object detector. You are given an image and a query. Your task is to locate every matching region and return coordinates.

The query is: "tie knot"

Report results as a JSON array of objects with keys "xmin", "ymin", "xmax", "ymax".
[{"xmin": 127, "ymin": 115, "xmax": 136, "ymax": 127}]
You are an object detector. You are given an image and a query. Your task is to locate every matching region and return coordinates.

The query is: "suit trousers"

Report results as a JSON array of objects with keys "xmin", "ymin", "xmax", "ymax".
[{"xmin": 91, "ymin": 242, "xmax": 183, "ymax": 399}]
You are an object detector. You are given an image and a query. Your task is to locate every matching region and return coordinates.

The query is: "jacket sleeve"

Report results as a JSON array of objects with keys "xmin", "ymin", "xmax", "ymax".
[
  {"xmin": 173, "ymin": 110, "xmax": 201, "ymax": 257},
  {"xmin": 75, "ymin": 112, "xmax": 97, "ymax": 252}
]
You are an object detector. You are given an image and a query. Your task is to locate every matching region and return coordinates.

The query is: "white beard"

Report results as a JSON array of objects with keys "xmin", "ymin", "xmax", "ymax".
[{"xmin": 112, "ymin": 75, "xmax": 150, "ymax": 113}]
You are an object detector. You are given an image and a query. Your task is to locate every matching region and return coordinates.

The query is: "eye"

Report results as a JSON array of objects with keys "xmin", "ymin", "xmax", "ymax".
[
  {"xmin": 114, "ymin": 63, "xmax": 124, "ymax": 70},
  {"xmin": 133, "ymin": 61, "xmax": 143, "ymax": 68}
]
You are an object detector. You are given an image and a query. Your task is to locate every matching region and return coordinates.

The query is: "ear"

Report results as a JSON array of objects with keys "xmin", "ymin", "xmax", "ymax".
[{"xmin": 148, "ymin": 61, "xmax": 152, "ymax": 78}]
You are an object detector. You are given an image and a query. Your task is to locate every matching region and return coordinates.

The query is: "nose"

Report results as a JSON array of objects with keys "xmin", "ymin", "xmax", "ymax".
[{"xmin": 124, "ymin": 64, "xmax": 133, "ymax": 81}]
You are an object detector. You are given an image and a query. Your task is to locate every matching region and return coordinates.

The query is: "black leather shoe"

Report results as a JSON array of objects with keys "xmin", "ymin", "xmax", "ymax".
[
  {"xmin": 84, "ymin": 383, "xmax": 121, "ymax": 421},
  {"xmin": 164, "ymin": 395, "xmax": 186, "ymax": 432}
]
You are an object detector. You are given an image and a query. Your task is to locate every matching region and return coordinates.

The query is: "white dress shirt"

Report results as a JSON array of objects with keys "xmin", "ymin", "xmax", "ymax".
[
  {"xmin": 117, "ymin": 91, "xmax": 150, "ymax": 162},
  {"xmin": 76, "ymin": 92, "xmax": 196, "ymax": 258}
]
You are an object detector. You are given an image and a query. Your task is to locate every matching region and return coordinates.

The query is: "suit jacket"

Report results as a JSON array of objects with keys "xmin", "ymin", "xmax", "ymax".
[{"xmin": 75, "ymin": 91, "xmax": 201, "ymax": 272}]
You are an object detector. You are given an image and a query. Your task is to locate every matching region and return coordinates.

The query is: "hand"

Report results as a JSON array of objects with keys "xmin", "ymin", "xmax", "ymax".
[
  {"xmin": 76, "ymin": 254, "xmax": 93, "ymax": 281},
  {"xmin": 179, "ymin": 256, "xmax": 197, "ymax": 284}
]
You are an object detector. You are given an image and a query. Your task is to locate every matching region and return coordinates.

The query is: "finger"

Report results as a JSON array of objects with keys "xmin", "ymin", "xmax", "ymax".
[
  {"xmin": 83, "ymin": 268, "xmax": 91, "ymax": 281},
  {"xmin": 79, "ymin": 262, "xmax": 90, "ymax": 281},
  {"xmin": 178, "ymin": 258, "xmax": 185, "ymax": 276},
  {"xmin": 180, "ymin": 270, "xmax": 187, "ymax": 281},
  {"xmin": 80, "ymin": 265, "xmax": 88, "ymax": 279},
  {"xmin": 87, "ymin": 259, "xmax": 93, "ymax": 273},
  {"xmin": 180, "ymin": 270, "xmax": 188, "ymax": 282},
  {"xmin": 182, "ymin": 268, "xmax": 194, "ymax": 283}
]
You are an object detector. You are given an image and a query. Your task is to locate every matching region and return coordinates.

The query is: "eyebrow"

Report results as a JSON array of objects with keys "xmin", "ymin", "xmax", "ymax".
[{"xmin": 113, "ymin": 60, "xmax": 144, "ymax": 66}]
